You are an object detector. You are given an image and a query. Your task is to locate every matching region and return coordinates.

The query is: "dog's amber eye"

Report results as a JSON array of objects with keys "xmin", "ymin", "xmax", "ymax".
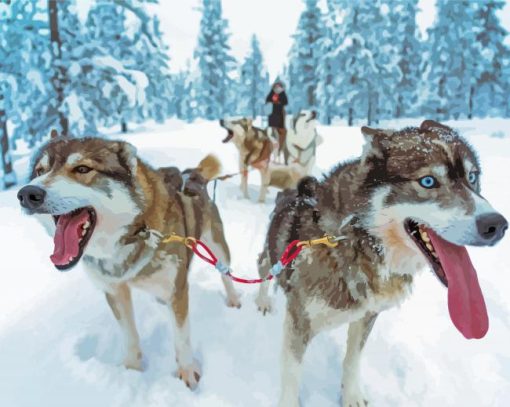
[
  {"xmin": 74, "ymin": 165, "xmax": 93, "ymax": 174},
  {"xmin": 35, "ymin": 168, "xmax": 45, "ymax": 177}
]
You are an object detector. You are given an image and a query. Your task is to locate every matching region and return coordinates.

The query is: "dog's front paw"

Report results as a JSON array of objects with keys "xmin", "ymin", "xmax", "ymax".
[
  {"xmin": 176, "ymin": 361, "xmax": 201, "ymax": 390},
  {"xmin": 255, "ymin": 294, "xmax": 273, "ymax": 315},
  {"xmin": 123, "ymin": 350, "xmax": 143, "ymax": 371},
  {"xmin": 226, "ymin": 293, "xmax": 242, "ymax": 309},
  {"xmin": 342, "ymin": 387, "xmax": 368, "ymax": 407}
]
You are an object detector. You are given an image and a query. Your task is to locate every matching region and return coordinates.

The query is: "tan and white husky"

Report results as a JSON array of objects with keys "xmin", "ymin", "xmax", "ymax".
[
  {"xmin": 17, "ymin": 132, "xmax": 240, "ymax": 389},
  {"xmin": 220, "ymin": 116, "xmax": 317, "ymax": 202}
]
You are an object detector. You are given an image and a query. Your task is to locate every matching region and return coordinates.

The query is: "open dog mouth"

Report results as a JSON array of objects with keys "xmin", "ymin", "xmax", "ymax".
[
  {"xmin": 306, "ymin": 111, "xmax": 317, "ymax": 123},
  {"xmin": 405, "ymin": 220, "xmax": 447, "ymax": 286},
  {"xmin": 50, "ymin": 207, "xmax": 96, "ymax": 271},
  {"xmin": 404, "ymin": 219, "xmax": 488, "ymax": 339},
  {"xmin": 222, "ymin": 129, "xmax": 234, "ymax": 143}
]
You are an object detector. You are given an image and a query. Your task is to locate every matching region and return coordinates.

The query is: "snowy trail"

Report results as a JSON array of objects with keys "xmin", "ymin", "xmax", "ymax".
[{"xmin": 0, "ymin": 119, "xmax": 509, "ymax": 406}]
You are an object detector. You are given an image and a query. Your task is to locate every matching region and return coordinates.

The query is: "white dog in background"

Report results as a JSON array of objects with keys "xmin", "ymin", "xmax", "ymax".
[{"xmin": 283, "ymin": 110, "xmax": 322, "ymax": 175}]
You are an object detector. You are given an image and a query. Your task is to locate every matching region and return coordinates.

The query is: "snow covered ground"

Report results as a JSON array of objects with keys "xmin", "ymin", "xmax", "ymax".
[{"xmin": 0, "ymin": 118, "xmax": 509, "ymax": 406}]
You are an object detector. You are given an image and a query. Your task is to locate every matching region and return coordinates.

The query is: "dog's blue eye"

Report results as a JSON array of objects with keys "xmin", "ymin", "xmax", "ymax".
[
  {"xmin": 468, "ymin": 172, "xmax": 478, "ymax": 184},
  {"xmin": 419, "ymin": 176, "xmax": 438, "ymax": 189}
]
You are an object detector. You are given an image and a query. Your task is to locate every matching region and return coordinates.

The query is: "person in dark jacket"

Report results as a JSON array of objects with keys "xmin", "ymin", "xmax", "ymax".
[{"xmin": 266, "ymin": 81, "xmax": 288, "ymax": 163}]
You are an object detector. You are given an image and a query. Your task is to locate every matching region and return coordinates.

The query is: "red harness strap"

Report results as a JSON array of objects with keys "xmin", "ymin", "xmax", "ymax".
[
  {"xmin": 162, "ymin": 232, "xmax": 341, "ymax": 285},
  {"xmin": 187, "ymin": 238, "xmax": 303, "ymax": 284}
]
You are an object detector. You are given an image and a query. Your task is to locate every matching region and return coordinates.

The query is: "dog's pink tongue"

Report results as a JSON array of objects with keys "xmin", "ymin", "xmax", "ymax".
[
  {"xmin": 427, "ymin": 229, "xmax": 488, "ymax": 339},
  {"xmin": 50, "ymin": 209, "xmax": 89, "ymax": 266}
]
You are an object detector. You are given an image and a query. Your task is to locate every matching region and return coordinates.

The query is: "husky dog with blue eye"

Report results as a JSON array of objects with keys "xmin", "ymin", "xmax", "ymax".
[
  {"xmin": 255, "ymin": 120, "xmax": 508, "ymax": 406},
  {"xmin": 17, "ymin": 133, "xmax": 240, "ymax": 389}
]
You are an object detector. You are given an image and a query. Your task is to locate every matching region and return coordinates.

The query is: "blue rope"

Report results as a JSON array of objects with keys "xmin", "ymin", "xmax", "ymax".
[
  {"xmin": 215, "ymin": 260, "xmax": 230, "ymax": 274},
  {"xmin": 270, "ymin": 261, "xmax": 284, "ymax": 277}
]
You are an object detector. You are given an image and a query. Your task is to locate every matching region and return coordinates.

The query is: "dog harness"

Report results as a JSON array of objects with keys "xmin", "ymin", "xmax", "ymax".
[{"xmin": 153, "ymin": 231, "xmax": 346, "ymax": 284}]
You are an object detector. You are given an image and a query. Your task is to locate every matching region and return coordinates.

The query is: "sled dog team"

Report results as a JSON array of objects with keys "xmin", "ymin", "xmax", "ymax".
[{"xmin": 17, "ymin": 118, "xmax": 508, "ymax": 406}]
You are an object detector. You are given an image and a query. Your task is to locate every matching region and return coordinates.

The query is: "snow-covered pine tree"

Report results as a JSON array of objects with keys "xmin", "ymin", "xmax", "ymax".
[
  {"xmin": 0, "ymin": 92, "xmax": 15, "ymax": 189},
  {"xmin": 423, "ymin": 0, "xmax": 479, "ymax": 120},
  {"xmin": 387, "ymin": 0, "xmax": 422, "ymax": 118},
  {"xmin": 125, "ymin": 7, "xmax": 173, "ymax": 125},
  {"xmin": 316, "ymin": 0, "xmax": 339, "ymax": 124},
  {"xmin": 237, "ymin": 35, "xmax": 270, "ymax": 118},
  {"xmin": 472, "ymin": 0, "xmax": 510, "ymax": 118},
  {"xmin": 365, "ymin": 1, "xmax": 401, "ymax": 123},
  {"xmin": 48, "ymin": 0, "xmax": 70, "ymax": 136},
  {"xmin": 84, "ymin": 0, "xmax": 172, "ymax": 132},
  {"xmin": 0, "ymin": 0, "xmax": 51, "ymax": 187},
  {"xmin": 287, "ymin": 0, "xmax": 324, "ymax": 113},
  {"xmin": 194, "ymin": 0, "xmax": 236, "ymax": 120},
  {"xmin": 173, "ymin": 63, "xmax": 200, "ymax": 122},
  {"xmin": 41, "ymin": 0, "xmax": 172, "ymax": 135},
  {"xmin": 329, "ymin": 0, "xmax": 393, "ymax": 125},
  {"xmin": 86, "ymin": 2, "xmax": 135, "ymax": 132}
]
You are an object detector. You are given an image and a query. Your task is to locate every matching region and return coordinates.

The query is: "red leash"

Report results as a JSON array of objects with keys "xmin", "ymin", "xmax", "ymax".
[
  {"xmin": 162, "ymin": 232, "xmax": 342, "ymax": 284},
  {"xmin": 188, "ymin": 238, "xmax": 304, "ymax": 284}
]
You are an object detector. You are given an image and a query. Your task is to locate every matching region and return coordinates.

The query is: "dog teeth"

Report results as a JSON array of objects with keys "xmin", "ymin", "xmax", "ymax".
[
  {"xmin": 81, "ymin": 229, "xmax": 87, "ymax": 237},
  {"xmin": 83, "ymin": 221, "xmax": 90, "ymax": 229},
  {"xmin": 420, "ymin": 231, "xmax": 430, "ymax": 242},
  {"xmin": 431, "ymin": 251, "xmax": 438, "ymax": 258},
  {"xmin": 426, "ymin": 243, "xmax": 433, "ymax": 252},
  {"xmin": 68, "ymin": 256, "xmax": 73, "ymax": 262}
]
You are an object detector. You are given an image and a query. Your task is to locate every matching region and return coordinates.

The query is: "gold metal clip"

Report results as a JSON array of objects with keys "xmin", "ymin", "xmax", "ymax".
[
  {"xmin": 298, "ymin": 234, "xmax": 339, "ymax": 249},
  {"xmin": 162, "ymin": 233, "xmax": 196, "ymax": 249}
]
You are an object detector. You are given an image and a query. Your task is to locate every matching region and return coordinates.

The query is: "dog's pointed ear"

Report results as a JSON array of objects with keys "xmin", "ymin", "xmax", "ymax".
[
  {"xmin": 361, "ymin": 126, "xmax": 394, "ymax": 159},
  {"xmin": 361, "ymin": 126, "xmax": 380, "ymax": 139},
  {"xmin": 114, "ymin": 141, "xmax": 138, "ymax": 174},
  {"xmin": 420, "ymin": 120, "xmax": 452, "ymax": 132},
  {"xmin": 246, "ymin": 118, "xmax": 253, "ymax": 129}
]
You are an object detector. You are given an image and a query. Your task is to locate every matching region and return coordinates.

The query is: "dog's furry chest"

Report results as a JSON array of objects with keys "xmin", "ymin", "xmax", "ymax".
[
  {"xmin": 83, "ymin": 244, "xmax": 180, "ymax": 291},
  {"xmin": 305, "ymin": 287, "xmax": 408, "ymax": 333},
  {"xmin": 287, "ymin": 245, "xmax": 413, "ymax": 333}
]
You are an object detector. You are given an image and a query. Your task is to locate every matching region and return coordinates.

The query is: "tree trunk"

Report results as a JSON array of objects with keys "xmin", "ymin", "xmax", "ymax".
[
  {"xmin": 367, "ymin": 90, "xmax": 372, "ymax": 126},
  {"xmin": 48, "ymin": 0, "xmax": 69, "ymax": 137},
  {"xmin": 121, "ymin": 121, "xmax": 128, "ymax": 133},
  {"xmin": 396, "ymin": 95, "xmax": 403, "ymax": 118},
  {"xmin": 348, "ymin": 107, "xmax": 353, "ymax": 127},
  {"xmin": 0, "ymin": 93, "xmax": 16, "ymax": 189},
  {"xmin": 468, "ymin": 85, "xmax": 474, "ymax": 120},
  {"xmin": 307, "ymin": 85, "xmax": 314, "ymax": 108}
]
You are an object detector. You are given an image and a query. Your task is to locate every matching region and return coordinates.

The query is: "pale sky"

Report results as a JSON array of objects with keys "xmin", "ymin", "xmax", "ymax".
[{"xmin": 156, "ymin": 0, "xmax": 510, "ymax": 79}]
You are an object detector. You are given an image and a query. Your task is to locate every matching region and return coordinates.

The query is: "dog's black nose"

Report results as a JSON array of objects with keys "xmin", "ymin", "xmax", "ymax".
[
  {"xmin": 17, "ymin": 185, "xmax": 46, "ymax": 209},
  {"xmin": 476, "ymin": 213, "xmax": 508, "ymax": 245}
]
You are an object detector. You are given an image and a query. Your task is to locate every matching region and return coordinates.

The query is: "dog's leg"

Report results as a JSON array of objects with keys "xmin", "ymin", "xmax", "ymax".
[
  {"xmin": 278, "ymin": 308, "xmax": 312, "ymax": 407},
  {"xmin": 278, "ymin": 129, "xmax": 288, "ymax": 165},
  {"xmin": 269, "ymin": 127, "xmax": 280, "ymax": 163},
  {"xmin": 255, "ymin": 250, "xmax": 272, "ymax": 314},
  {"xmin": 341, "ymin": 313, "xmax": 378, "ymax": 407},
  {"xmin": 240, "ymin": 159, "xmax": 249, "ymax": 199},
  {"xmin": 170, "ymin": 277, "xmax": 201, "ymax": 390},
  {"xmin": 105, "ymin": 284, "xmax": 143, "ymax": 371},
  {"xmin": 205, "ymin": 218, "xmax": 241, "ymax": 308},
  {"xmin": 258, "ymin": 167, "xmax": 270, "ymax": 203}
]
